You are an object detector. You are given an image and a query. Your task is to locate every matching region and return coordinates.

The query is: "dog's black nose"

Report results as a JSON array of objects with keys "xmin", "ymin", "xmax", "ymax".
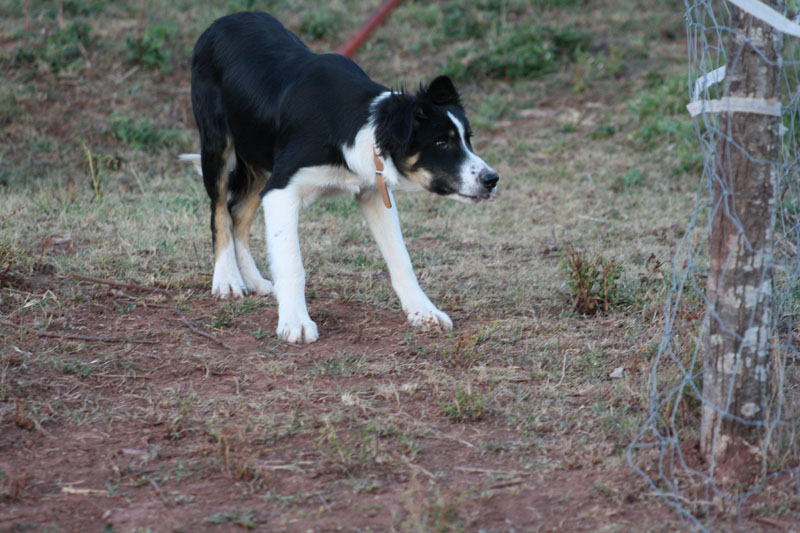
[{"xmin": 479, "ymin": 170, "xmax": 499, "ymax": 190}]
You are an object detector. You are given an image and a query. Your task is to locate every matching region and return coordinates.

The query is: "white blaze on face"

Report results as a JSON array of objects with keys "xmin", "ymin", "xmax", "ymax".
[{"xmin": 446, "ymin": 111, "xmax": 496, "ymax": 200}]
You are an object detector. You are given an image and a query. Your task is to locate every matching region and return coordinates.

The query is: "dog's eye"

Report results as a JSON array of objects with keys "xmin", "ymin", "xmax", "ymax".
[{"xmin": 435, "ymin": 139, "xmax": 448, "ymax": 149}]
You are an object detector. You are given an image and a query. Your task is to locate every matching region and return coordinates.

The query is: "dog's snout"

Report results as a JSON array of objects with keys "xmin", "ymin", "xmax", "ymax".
[{"xmin": 479, "ymin": 170, "xmax": 499, "ymax": 190}]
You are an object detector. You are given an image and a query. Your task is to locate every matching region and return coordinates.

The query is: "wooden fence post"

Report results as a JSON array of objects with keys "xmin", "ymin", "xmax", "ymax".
[{"xmin": 700, "ymin": 0, "xmax": 784, "ymax": 463}]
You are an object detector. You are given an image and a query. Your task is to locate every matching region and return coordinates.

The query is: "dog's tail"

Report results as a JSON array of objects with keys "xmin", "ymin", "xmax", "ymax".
[{"xmin": 179, "ymin": 153, "xmax": 203, "ymax": 176}]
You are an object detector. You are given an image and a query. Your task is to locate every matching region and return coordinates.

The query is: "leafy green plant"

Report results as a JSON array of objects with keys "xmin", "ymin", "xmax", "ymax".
[
  {"xmin": 561, "ymin": 245, "xmax": 623, "ymax": 315},
  {"xmin": 57, "ymin": 356, "xmax": 95, "ymax": 377},
  {"xmin": 441, "ymin": 387, "xmax": 486, "ymax": 422},
  {"xmin": 205, "ymin": 510, "xmax": 255, "ymax": 529},
  {"xmin": 125, "ymin": 25, "xmax": 175, "ymax": 72},
  {"xmin": 301, "ymin": 8, "xmax": 342, "ymax": 40}
]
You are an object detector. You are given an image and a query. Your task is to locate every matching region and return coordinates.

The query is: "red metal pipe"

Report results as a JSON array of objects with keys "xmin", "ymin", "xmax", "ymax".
[{"xmin": 337, "ymin": 0, "xmax": 403, "ymax": 58}]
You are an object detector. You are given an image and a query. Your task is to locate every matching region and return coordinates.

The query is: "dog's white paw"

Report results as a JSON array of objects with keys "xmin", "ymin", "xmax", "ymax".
[
  {"xmin": 277, "ymin": 319, "xmax": 319, "ymax": 344},
  {"xmin": 242, "ymin": 273, "xmax": 273, "ymax": 296},
  {"xmin": 236, "ymin": 248, "xmax": 273, "ymax": 296},
  {"xmin": 213, "ymin": 244, "xmax": 247, "ymax": 298},
  {"xmin": 406, "ymin": 306, "xmax": 453, "ymax": 331},
  {"xmin": 212, "ymin": 277, "xmax": 247, "ymax": 299}
]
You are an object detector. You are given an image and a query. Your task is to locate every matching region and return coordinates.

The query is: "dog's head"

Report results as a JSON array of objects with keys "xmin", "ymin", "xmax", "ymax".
[{"xmin": 374, "ymin": 76, "xmax": 498, "ymax": 203}]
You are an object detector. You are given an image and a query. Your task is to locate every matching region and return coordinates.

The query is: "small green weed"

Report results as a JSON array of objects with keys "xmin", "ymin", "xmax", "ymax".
[
  {"xmin": 572, "ymin": 47, "xmax": 625, "ymax": 93},
  {"xmin": 439, "ymin": 326, "xmax": 499, "ymax": 369},
  {"xmin": 211, "ymin": 299, "xmax": 264, "ymax": 329},
  {"xmin": 616, "ymin": 168, "xmax": 644, "ymax": 193},
  {"xmin": 166, "ymin": 395, "xmax": 194, "ymax": 440},
  {"xmin": 301, "ymin": 8, "xmax": 342, "ymax": 40},
  {"xmin": 125, "ymin": 25, "xmax": 176, "ymax": 72},
  {"xmin": 441, "ymin": 387, "xmax": 486, "ymax": 422},
  {"xmin": 58, "ymin": 356, "xmax": 95, "ymax": 377},
  {"xmin": 561, "ymin": 245, "xmax": 624, "ymax": 315},
  {"xmin": 588, "ymin": 124, "xmax": 617, "ymax": 139},
  {"xmin": 205, "ymin": 510, "xmax": 255, "ymax": 529},
  {"xmin": 316, "ymin": 420, "xmax": 381, "ymax": 475},
  {"xmin": 82, "ymin": 140, "xmax": 121, "ymax": 199},
  {"xmin": 311, "ymin": 353, "xmax": 360, "ymax": 376},
  {"xmin": 206, "ymin": 421, "xmax": 270, "ymax": 482}
]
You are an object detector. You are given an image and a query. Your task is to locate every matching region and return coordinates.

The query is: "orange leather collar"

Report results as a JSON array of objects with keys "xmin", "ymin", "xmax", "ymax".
[{"xmin": 372, "ymin": 147, "xmax": 392, "ymax": 209}]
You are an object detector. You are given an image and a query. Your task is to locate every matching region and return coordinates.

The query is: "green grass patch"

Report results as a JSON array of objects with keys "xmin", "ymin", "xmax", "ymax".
[
  {"xmin": 125, "ymin": 24, "xmax": 177, "ymax": 72},
  {"xmin": 104, "ymin": 111, "xmax": 186, "ymax": 151},
  {"xmin": 629, "ymin": 74, "xmax": 701, "ymax": 175},
  {"xmin": 441, "ymin": 387, "xmax": 487, "ymax": 422},
  {"xmin": 300, "ymin": 7, "xmax": 343, "ymax": 41},
  {"xmin": 7, "ymin": 21, "xmax": 93, "ymax": 74},
  {"xmin": 443, "ymin": 24, "xmax": 589, "ymax": 81}
]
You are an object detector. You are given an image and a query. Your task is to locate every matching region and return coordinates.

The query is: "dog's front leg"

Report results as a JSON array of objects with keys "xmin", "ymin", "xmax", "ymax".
[
  {"xmin": 359, "ymin": 189, "xmax": 453, "ymax": 331},
  {"xmin": 262, "ymin": 188, "xmax": 319, "ymax": 343}
]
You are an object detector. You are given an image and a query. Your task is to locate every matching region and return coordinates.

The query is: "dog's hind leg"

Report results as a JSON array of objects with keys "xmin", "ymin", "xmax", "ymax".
[
  {"xmin": 206, "ymin": 148, "xmax": 248, "ymax": 298},
  {"xmin": 193, "ymin": 78, "xmax": 246, "ymax": 298},
  {"xmin": 358, "ymin": 189, "xmax": 453, "ymax": 331},
  {"xmin": 229, "ymin": 165, "xmax": 272, "ymax": 296}
]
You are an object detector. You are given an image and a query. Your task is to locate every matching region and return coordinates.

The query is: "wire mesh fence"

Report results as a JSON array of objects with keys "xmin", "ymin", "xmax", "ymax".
[{"xmin": 627, "ymin": 0, "xmax": 800, "ymax": 529}]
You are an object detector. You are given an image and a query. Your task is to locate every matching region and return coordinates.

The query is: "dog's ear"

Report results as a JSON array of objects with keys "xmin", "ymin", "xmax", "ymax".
[
  {"xmin": 419, "ymin": 75, "xmax": 461, "ymax": 107},
  {"xmin": 374, "ymin": 93, "xmax": 417, "ymax": 155}
]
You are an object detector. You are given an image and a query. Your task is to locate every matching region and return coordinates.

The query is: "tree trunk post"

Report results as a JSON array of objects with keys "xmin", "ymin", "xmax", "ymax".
[{"xmin": 700, "ymin": 1, "xmax": 784, "ymax": 463}]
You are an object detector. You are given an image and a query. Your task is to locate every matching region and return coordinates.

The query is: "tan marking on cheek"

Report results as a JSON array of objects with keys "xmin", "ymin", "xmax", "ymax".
[
  {"xmin": 406, "ymin": 153, "xmax": 420, "ymax": 167},
  {"xmin": 405, "ymin": 168, "xmax": 433, "ymax": 189}
]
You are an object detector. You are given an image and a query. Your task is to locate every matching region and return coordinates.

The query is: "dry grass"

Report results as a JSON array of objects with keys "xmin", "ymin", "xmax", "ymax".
[{"xmin": 3, "ymin": 0, "xmax": 794, "ymax": 530}]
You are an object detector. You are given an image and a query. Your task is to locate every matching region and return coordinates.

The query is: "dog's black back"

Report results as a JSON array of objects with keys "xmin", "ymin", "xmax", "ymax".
[{"xmin": 191, "ymin": 12, "xmax": 385, "ymax": 196}]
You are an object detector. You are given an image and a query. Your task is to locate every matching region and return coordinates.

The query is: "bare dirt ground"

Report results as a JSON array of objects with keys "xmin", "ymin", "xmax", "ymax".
[{"xmin": 2, "ymin": 271, "xmax": 680, "ymax": 532}]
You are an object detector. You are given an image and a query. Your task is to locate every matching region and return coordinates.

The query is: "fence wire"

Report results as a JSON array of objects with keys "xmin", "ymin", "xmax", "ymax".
[{"xmin": 627, "ymin": 0, "xmax": 800, "ymax": 529}]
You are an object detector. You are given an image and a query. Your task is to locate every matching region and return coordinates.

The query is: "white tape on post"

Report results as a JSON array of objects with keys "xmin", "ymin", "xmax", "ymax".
[
  {"xmin": 727, "ymin": 0, "xmax": 800, "ymax": 38},
  {"xmin": 692, "ymin": 65, "xmax": 726, "ymax": 101},
  {"xmin": 686, "ymin": 96, "xmax": 781, "ymax": 117}
]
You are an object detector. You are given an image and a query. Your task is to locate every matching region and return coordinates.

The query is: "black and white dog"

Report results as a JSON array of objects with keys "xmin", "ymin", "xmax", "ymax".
[{"xmin": 183, "ymin": 12, "xmax": 498, "ymax": 343}]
